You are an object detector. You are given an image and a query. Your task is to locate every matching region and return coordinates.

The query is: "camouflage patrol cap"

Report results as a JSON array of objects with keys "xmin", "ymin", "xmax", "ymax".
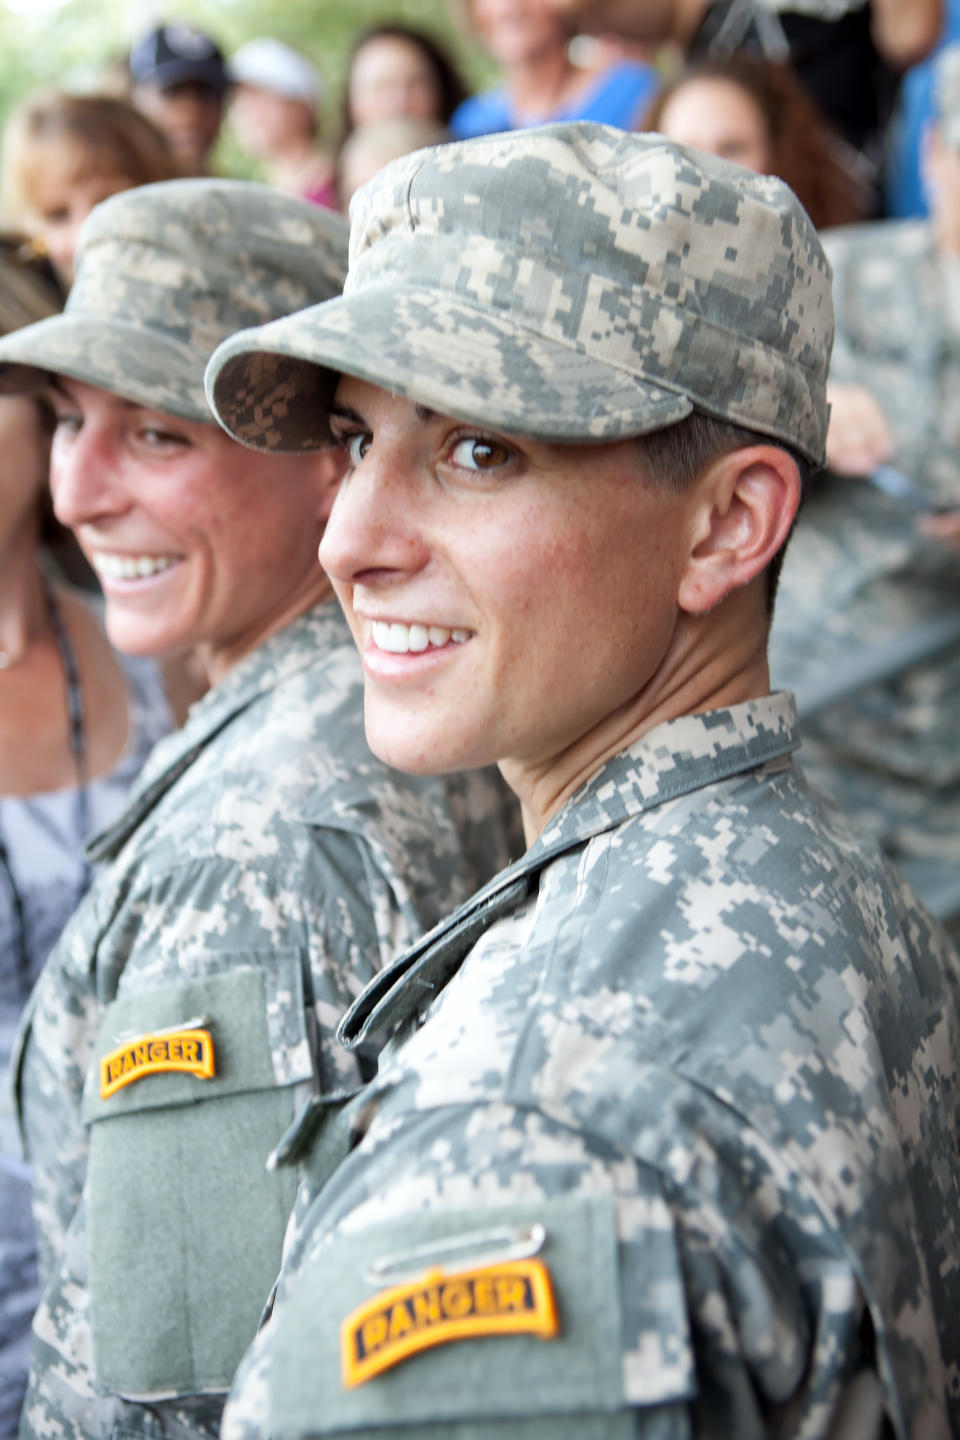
[
  {"xmin": 205, "ymin": 123, "xmax": 833, "ymax": 465},
  {"xmin": 934, "ymin": 43, "xmax": 960, "ymax": 148},
  {"xmin": 0, "ymin": 179, "xmax": 348, "ymax": 423}
]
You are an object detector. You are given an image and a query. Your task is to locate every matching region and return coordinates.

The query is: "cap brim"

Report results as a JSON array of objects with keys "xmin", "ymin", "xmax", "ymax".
[
  {"xmin": 205, "ymin": 284, "xmax": 694, "ymax": 452},
  {"xmin": 0, "ymin": 313, "xmax": 211, "ymax": 422},
  {"xmin": 137, "ymin": 61, "xmax": 229, "ymax": 92}
]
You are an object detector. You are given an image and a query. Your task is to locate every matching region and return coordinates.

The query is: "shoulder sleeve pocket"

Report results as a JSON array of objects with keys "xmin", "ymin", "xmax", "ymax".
[
  {"xmin": 83, "ymin": 955, "xmax": 313, "ymax": 1399},
  {"xmin": 253, "ymin": 1193, "xmax": 695, "ymax": 1439}
]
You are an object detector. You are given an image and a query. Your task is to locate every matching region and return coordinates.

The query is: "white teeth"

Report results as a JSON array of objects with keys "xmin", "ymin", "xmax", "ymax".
[
  {"xmin": 93, "ymin": 553, "xmax": 179, "ymax": 580},
  {"xmin": 371, "ymin": 620, "xmax": 469, "ymax": 654}
]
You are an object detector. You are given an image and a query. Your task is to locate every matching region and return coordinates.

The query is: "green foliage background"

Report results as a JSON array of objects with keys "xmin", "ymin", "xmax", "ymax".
[{"xmin": 0, "ymin": 0, "xmax": 494, "ymax": 164}]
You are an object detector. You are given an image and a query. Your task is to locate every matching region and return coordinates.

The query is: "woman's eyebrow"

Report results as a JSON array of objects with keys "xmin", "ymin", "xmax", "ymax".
[
  {"xmin": 46, "ymin": 377, "xmax": 139, "ymax": 413},
  {"xmin": 327, "ymin": 404, "xmax": 365, "ymax": 426},
  {"xmin": 328, "ymin": 402, "xmax": 439, "ymax": 427}
]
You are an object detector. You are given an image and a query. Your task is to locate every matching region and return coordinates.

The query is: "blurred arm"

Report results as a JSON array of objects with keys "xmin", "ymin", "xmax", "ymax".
[{"xmin": 870, "ymin": 0, "xmax": 943, "ymax": 68}]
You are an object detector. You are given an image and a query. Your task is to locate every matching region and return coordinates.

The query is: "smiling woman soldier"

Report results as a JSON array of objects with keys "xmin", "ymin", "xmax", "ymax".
[
  {"xmin": 0, "ymin": 179, "xmax": 518, "ymax": 1440},
  {"xmin": 205, "ymin": 125, "xmax": 960, "ymax": 1440}
]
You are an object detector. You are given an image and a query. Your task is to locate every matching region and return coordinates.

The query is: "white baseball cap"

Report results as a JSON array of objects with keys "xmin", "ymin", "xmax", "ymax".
[{"xmin": 230, "ymin": 38, "xmax": 321, "ymax": 106}]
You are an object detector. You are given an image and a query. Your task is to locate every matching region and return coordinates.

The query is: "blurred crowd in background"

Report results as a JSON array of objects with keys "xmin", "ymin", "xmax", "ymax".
[{"xmin": 0, "ymin": 0, "xmax": 958, "ymax": 268}]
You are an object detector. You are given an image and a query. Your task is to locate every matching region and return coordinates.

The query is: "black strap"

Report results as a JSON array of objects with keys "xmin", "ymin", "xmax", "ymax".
[
  {"xmin": 0, "ymin": 834, "xmax": 31, "ymax": 990},
  {"xmin": 46, "ymin": 586, "xmax": 91, "ymax": 877}
]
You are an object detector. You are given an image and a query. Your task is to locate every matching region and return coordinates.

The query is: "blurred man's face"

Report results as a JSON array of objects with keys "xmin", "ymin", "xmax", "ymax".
[
  {"xmin": 469, "ymin": 0, "xmax": 568, "ymax": 66},
  {"xmin": 135, "ymin": 81, "xmax": 224, "ymax": 174}
]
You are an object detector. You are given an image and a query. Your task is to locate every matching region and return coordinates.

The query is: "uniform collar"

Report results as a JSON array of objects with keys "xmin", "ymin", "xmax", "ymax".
[
  {"xmin": 86, "ymin": 603, "xmax": 350, "ymax": 863},
  {"xmin": 339, "ymin": 693, "xmax": 800, "ymax": 1050}
]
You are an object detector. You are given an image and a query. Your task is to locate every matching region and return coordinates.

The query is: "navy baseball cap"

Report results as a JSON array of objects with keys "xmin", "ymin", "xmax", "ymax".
[{"xmin": 130, "ymin": 23, "xmax": 230, "ymax": 93}]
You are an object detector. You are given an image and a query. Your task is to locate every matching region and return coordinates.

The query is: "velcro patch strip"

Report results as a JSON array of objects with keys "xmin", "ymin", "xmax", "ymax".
[
  {"xmin": 341, "ymin": 1257, "xmax": 558, "ymax": 1388},
  {"xmin": 99, "ymin": 1028, "xmax": 215, "ymax": 1099}
]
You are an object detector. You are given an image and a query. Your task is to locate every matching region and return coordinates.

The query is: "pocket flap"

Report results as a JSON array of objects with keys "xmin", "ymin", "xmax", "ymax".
[
  {"xmin": 262, "ymin": 1193, "xmax": 694, "ymax": 1436},
  {"xmin": 84, "ymin": 954, "xmax": 311, "ymax": 1123},
  {"xmin": 85, "ymin": 956, "xmax": 311, "ymax": 1397}
]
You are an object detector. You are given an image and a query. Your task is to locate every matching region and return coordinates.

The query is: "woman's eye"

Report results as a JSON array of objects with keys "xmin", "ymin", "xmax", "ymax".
[
  {"xmin": 139, "ymin": 427, "xmax": 185, "ymax": 450},
  {"xmin": 345, "ymin": 433, "xmax": 370, "ymax": 466},
  {"xmin": 450, "ymin": 437, "xmax": 512, "ymax": 471},
  {"xmin": 52, "ymin": 411, "xmax": 81, "ymax": 437}
]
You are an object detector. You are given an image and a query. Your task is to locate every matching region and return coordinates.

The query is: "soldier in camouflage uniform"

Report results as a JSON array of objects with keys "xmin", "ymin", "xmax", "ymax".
[
  {"xmin": 768, "ymin": 42, "xmax": 960, "ymax": 934},
  {"xmin": 204, "ymin": 126, "xmax": 960, "ymax": 1438},
  {"xmin": 0, "ymin": 181, "xmax": 519, "ymax": 1440}
]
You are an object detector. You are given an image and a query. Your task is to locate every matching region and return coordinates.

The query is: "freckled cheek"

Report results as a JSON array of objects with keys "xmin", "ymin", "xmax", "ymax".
[{"xmin": 196, "ymin": 498, "xmax": 276, "ymax": 576}]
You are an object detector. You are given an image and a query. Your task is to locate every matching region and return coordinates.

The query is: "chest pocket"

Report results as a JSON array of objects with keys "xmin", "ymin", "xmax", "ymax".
[
  {"xmin": 83, "ymin": 955, "xmax": 314, "ymax": 1400},
  {"xmin": 261, "ymin": 1193, "xmax": 696, "ymax": 1440}
]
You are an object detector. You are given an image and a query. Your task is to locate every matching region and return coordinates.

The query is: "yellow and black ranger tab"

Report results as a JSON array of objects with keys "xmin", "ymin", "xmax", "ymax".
[
  {"xmin": 99, "ymin": 1016, "xmax": 214, "ymax": 1098},
  {"xmin": 342, "ymin": 1253, "xmax": 558, "ymax": 1387}
]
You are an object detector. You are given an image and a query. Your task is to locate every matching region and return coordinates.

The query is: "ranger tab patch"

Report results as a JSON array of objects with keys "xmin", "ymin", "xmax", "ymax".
[
  {"xmin": 99, "ymin": 1027, "xmax": 215, "ymax": 1099},
  {"xmin": 341, "ymin": 1257, "xmax": 558, "ymax": 1387}
]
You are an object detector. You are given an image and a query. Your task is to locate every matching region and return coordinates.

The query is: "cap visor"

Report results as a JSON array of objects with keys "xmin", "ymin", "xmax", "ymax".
[
  {"xmin": 206, "ymin": 285, "xmax": 694, "ymax": 452},
  {"xmin": 0, "ymin": 313, "xmax": 210, "ymax": 421},
  {"xmin": 142, "ymin": 61, "xmax": 228, "ymax": 92}
]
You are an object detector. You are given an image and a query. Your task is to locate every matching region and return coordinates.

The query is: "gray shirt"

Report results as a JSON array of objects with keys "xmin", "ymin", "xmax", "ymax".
[{"xmin": 0, "ymin": 630, "xmax": 172, "ymax": 1440}]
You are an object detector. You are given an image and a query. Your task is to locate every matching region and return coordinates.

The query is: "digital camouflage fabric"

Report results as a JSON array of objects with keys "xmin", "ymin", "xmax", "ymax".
[
  {"xmin": 769, "ymin": 217, "xmax": 960, "ymax": 931},
  {"xmin": 15, "ymin": 606, "xmax": 519, "ymax": 1440},
  {"xmin": 2, "ymin": 176, "xmax": 520, "ymax": 1440},
  {"xmin": 0, "ymin": 178, "xmax": 349, "ymax": 422},
  {"xmin": 205, "ymin": 124, "xmax": 833, "ymax": 463},
  {"xmin": 199, "ymin": 124, "xmax": 958, "ymax": 1439},
  {"xmin": 221, "ymin": 696, "xmax": 960, "ymax": 1440}
]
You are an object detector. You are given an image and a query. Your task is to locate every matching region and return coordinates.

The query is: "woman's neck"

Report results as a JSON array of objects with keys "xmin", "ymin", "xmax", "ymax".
[
  {"xmin": 268, "ymin": 144, "xmax": 333, "ymax": 196},
  {"xmin": 504, "ymin": 584, "xmax": 773, "ymax": 844},
  {"xmin": 0, "ymin": 535, "xmax": 48, "ymax": 667},
  {"xmin": 196, "ymin": 565, "xmax": 335, "ymax": 689},
  {"xmin": 507, "ymin": 46, "xmax": 579, "ymax": 122}
]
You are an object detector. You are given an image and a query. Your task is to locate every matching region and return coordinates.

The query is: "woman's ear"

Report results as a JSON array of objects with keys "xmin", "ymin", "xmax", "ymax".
[{"xmin": 677, "ymin": 445, "xmax": 801, "ymax": 615}]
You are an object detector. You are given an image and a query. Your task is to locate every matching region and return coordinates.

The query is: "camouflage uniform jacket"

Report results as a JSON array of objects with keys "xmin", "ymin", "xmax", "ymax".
[
  {"xmin": 769, "ymin": 220, "xmax": 960, "ymax": 916},
  {"xmin": 221, "ymin": 694, "xmax": 960, "ymax": 1440},
  {"xmin": 12, "ymin": 602, "xmax": 518, "ymax": 1440}
]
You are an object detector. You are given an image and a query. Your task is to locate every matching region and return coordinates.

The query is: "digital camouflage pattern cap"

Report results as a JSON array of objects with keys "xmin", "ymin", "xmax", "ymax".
[
  {"xmin": 0, "ymin": 179, "xmax": 348, "ymax": 423},
  {"xmin": 205, "ymin": 122, "xmax": 833, "ymax": 465},
  {"xmin": 935, "ymin": 42, "xmax": 960, "ymax": 149}
]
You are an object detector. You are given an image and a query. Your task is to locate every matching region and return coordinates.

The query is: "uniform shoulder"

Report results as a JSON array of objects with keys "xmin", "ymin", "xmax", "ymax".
[
  {"xmin": 396, "ymin": 759, "xmax": 955, "ymax": 1110},
  {"xmin": 823, "ymin": 217, "xmax": 931, "ymax": 272}
]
